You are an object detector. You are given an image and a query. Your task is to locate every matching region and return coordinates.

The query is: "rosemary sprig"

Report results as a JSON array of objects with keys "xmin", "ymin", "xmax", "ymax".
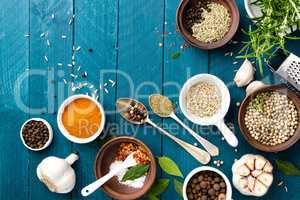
[{"xmin": 239, "ymin": 0, "xmax": 300, "ymax": 75}]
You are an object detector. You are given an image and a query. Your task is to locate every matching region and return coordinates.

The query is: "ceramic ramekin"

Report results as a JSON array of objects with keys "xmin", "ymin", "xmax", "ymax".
[
  {"xmin": 183, "ymin": 166, "xmax": 232, "ymax": 200},
  {"xmin": 57, "ymin": 94, "xmax": 106, "ymax": 144},
  {"xmin": 20, "ymin": 118, "xmax": 53, "ymax": 151}
]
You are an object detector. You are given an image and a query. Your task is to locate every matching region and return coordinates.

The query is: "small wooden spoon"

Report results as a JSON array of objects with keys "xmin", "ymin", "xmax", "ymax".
[{"xmin": 149, "ymin": 94, "xmax": 219, "ymax": 157}]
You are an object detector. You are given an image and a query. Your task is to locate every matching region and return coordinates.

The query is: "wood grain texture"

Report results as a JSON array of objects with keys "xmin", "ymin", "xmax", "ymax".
[
  {"xmin": 0, "ymin": 0, "xmax": 29, "ymax": 199},
  {"xmin": 0, "ymin": 0, "xmax": 300, "ymax": 199},
  {"xmin": 28, "ymin": 0, "xmax": 73, "ymax": 199},
  {"xmin": 72, "ymin": 0, "xmax": 117, "ymax": 199}
]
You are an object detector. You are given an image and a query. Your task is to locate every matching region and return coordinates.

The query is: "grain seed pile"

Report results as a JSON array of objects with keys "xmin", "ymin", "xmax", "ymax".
[
  {"xmin": 186, "ymin": 82, "xmax": 221, "ymax": 118},
  {"xmin": 189, "ymin": 2, "xmax": 231, "ymax": 43},
  {"xmin": 245, "ymin": 91, "xmax": 298, "ymax": 146}
]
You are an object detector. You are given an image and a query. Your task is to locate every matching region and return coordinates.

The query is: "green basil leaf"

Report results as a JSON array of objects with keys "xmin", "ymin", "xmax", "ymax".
[
  {"xmin": 146, "ymin": 194, "xmax": 159, "ymax": 200},
  {"xmin": 172, "ymin": 52, "xmax": 181, "ymax": 59},
  {"xmin": 158, "ymin": 156, "xmax": 183, "ymax": 177},
  {"xmin": 173, "ymin": 179, "xmax": 183, "ymax": 197},
  {"xmin": 122, "ymin": 164, "xmax": 149, "ymax": 181},
  {"xmin": 276, "ymin": 160, "xmax": 300, "ymax": 176},
  {"xmin": 147, "ymin": 178, "xmax": 170, "ymax": 196}
]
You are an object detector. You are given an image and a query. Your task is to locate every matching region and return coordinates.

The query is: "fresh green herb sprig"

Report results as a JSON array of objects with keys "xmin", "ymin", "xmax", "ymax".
[
  {"xmin": 276, "ymin": 160, "xmax": 300, "ymax": 176},
  {"xmin": 238, "ymin": 0, "xmax": 300, "ymax": 75},
  {"xmin": 122, "ymin": 164, "xmax": 149, "ymax": 181}
]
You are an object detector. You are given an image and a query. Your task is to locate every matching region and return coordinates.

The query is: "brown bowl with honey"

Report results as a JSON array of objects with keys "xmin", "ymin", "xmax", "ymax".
[
  {"xmin": 94, "ymin": 136, "xmax": 156, "ymax": 200},
  {"xmin": 57, "ymin": 94, "xmax": 106, "ymax": 144}
]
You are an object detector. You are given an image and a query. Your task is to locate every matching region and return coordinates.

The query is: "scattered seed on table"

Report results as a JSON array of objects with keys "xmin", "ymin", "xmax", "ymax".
[
  {"xmin": 51, "ymin": 13, "xmax": 55, "ymax": 19},
  {"xmin": 76, "ymin": 46, "xmax": 81, "ymax": 51},
  {"xmin": 104, "ymin": 88, "xmax": 109, "ymax": 94},
  {"xmin": 63, "ymin": 79, "xmax": 67, "ymax": 84},
  {"xmin": 61, "ymin": 35, "xmax": 67, "ymax": 39},
  {"xmin": 88, "ymin": 48, "xmax": 93, "ymax": 52},
  {"xmin": 277, "ymin": 181, "xmax": 283, "ymax": 186},
  {"xmin": 57, "ymin": 63, "xmax": 63, "ymax": 67},
  {"xmin": 44, "ymin": 55, "xmax": 48, "ymax": 62},
  {"xmin": 193, "ymin": 143, "xmax": 198, "ymax": 146},
  {"xmin": 67, "ymin": 64, "xmax": 73, "ymax": 67},
  {"xmin": 47, "ymin": 39, "xmax": 51, "ymax": 46},
  {"xmin": 24, "ymin": 34, "xmax": 30, "ymax": 37},
  {"xmin": 104, "ymin": 83, "xmax": 108, "ymax": 87},
  {"xmin": 233, "ymin": 61, "xmax": 238, "ymax": 65},
  {"xmin": 159, "ymin": 42, "xmax": 163, "ymax": 47},
  {"xmin": 40, "ymin": 32, "xmax": 45, "ymax": 38},
  {"xmin": 236, "ymin": 102, "xmax": 240, "ymax": 107}
]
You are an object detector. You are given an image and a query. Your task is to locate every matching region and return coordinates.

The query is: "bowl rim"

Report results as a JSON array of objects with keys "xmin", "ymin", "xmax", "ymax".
[
  {"xmin": 94, "ymin": 136, "xmax": 157, "ymax": 200},
  {"xmin": 176, "ymin": 0, "xmax": 240, "ymax": 50},
  {"xmin": 238, "ymin": 85, "xmax": 300, "ymax": 152},
  {"xmin": 183, "ymin": 166, "xmax": 232, "ymax": 200},
  {"xmin": 57, "ymin": 94, "xmax": 106, "ymax": 144},
  {"xmin": 20, "ymin": 118, "xmax": 53, "ymax": 151},
  {"xmin": 179, "ymin": 74, "xmax": 231, "ymax": 126}
]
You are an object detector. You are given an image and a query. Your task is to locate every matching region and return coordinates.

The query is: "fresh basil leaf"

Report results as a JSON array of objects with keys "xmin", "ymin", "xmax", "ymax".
[
  {"xmin": 147, "ymin": 178, "xmax": 170, "ymax": 196},
  {"xmin": 146, "ymin": 194, "xmax": 159, "ymax": 200},
  {"xmin": 158, "ymin": 156, "xmax": 183, "ymax": 177},
  {"xmin": 173, "ymin": 179, "xmax": 183, "ymax": 197},
  {"xmin": 172, "ymin": 52, "xmax": 181, "ymax": 59},
  {"xmin": 122, "ymin": 164, "xmax": 149, "ymax": 181},
  {"xmin": 276, "ymin": 160, "xmax": 300, "ymax": 176}
]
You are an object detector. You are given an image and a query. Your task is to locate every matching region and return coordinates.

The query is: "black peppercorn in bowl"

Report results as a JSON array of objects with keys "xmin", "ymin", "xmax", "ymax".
[
  {"xmin": 183, "ymin": 166, "xmax": 232, "ymax": 200},
  {"xmin": 20, "ymin": 118, "xmax": 53, "ymax": 151},
  {"xmin": 176, "ymin": 0, "xmax": 240, "ymax": 50}
]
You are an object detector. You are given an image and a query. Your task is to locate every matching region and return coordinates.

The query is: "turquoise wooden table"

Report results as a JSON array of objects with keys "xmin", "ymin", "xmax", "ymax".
[{"xmin": 1, "ymin": 0, "xmax": 300, "ymax": 199}]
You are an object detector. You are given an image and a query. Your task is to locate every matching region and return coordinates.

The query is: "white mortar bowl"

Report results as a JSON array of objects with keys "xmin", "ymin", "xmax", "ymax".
[
  {"xmin": 57, "ymin": 94, "xmax": 106, "ymax": 144},
  {"xmin": 183, "ymin": 166, "xmax": 232, "ymax": 200}
]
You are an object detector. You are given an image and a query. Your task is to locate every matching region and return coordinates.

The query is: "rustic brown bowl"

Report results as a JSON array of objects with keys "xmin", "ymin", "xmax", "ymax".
[
  {"xmin": 238, "ymin": 85, "xmax": 300, "ymax": 152},
  {"xmin": 176, "ymin": 0, "xmax": 240, "ymax": 50},
  {"xmin": 94, "ymin": 136, "xmax": 157, "ymax": 200}
]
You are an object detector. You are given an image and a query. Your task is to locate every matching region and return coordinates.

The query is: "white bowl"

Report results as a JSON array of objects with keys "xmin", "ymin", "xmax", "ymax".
[
  {"xmin": 20, "ymin": 118, "xmax": 53, "ymax": 151},
  {"xmin": 57, "ymin": 94, "xmax": 106, "ymax": 144},
  {"xmin": 183, "ymin": 166, "xmax": 232, "ymax": 200}
]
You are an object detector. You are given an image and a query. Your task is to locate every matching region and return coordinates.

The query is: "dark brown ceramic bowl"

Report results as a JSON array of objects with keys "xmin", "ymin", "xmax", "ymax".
[
  {"xmin": 238, "ymin": 85, "xmax": 300, "ymax": 152},
  {"xmin": 176, "ymin": 0, "xmax": 240, "ymax": 50},
  {"xmin": 94, "ymin": 136, "xmax": 157, "ymax": 200}
]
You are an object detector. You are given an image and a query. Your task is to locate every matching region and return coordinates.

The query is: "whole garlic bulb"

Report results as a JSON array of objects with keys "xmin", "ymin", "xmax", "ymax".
[
  {"xmin": 232, "ymin": 154, "xmax": 273, "ymax": 197},
  {"xmin": 246, "ymin": 81, "xmax": 268, "ymax": 96},
  {"xmin": 234, "ymin": 59, "xmax": 255, "ymax": 87},
  {"xmin": 37, "ymin": 153, "xmax": 79, "ymax": 193}
]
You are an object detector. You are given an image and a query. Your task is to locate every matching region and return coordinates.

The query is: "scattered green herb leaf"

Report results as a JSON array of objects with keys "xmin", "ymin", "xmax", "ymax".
[
  {"xmin": 173, "ymin": 179, "xmax": 183, "ymax": 197},
  {"xmin": 276, "ymin": 160, "xmax": 300, "ymax": 176},
  {"xmin": 172, "ymin": 51, "xmax": 181, "ymax": 59},
  {"xmin": 158, "ymin": 156, "xmax": 183, "ymax": 177},
  {"xmin": 122, "ymin": 164, "xmax": 149, "ymax": 181},
  {"xmin": 146, "ymin": 178, "xmax": 170, "ymax": 200}
]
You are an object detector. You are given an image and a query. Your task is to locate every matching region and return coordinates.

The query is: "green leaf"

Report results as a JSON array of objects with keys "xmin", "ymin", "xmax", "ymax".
[
  {"xmin": 158, "ymin": 156, "xmax": 183, "ymax": 177},
  {"xmin": 122, "ymin": 164, "xmax": 149, "ymax": 181},
  {"xmin": 147, "ymin": 178, "xmax": 170, "ymax": 196},
  {"xmin": 276, "ymin": 160, "xmax": 300, "ymax": 176},
  {"xmin": 146, "ymin": 194, "xmax": 159, "ymax": 200},
  {"xmin": 173, "ymin": 179, "xmax": 183, "ymax": 197},
  {"xmin": 172, "ymin": 52, "xmax": 181, "ymax": 59}
]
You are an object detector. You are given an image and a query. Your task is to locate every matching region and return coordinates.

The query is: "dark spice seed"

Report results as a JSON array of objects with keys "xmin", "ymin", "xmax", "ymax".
[{"xmin": 22, "ymin": 120, "xmax": 49, "ymax": 149}]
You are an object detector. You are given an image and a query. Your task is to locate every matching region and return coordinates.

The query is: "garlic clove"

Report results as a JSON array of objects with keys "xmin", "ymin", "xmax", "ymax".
[
  {"xmin": 247, "ymin": 176, "xmax": 256, "ymax": 192},
  {"xmin": 237, "ymin": 165, "xmax": 251, "ymax": 176},
  {"xmin": 253, "ymin": 180, "xmax": 268, "ymax": 196},
  {"xmin": 263, "ymin": 162, "xmax": 273, "ymax": 173},
  {"xmin": 245, "ymin": 156, "xmax": 255, "ymax": 171},
  {"xmin": 255, "ymin": 156, "xmax": 267, "ymax": 170},
  {"xmin": 251, "ymin": 170, "xmax": 263, "ymax": 177},
  {"xmin": 257, "ymin": 173, "xmax": 273, "ymax": 187},
  {"xmin": 234, "ymin": 59, "xmax": 255, "ymax": 87},
  {"xmin": 246, "ymin": 81, "xmax": 268, "ymax": 96}
]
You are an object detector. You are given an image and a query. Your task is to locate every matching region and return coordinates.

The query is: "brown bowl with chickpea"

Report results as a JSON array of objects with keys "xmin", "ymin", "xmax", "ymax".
[{"xmin": 238, "ymin": 85, "xmax": 300, "ymax": 152}]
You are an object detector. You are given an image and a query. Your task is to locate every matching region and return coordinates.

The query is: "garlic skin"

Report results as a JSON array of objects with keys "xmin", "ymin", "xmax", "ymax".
[
  {"xmin": 246, "ymin": 81, "xmax": 268, "ymax": 96},
  {"xmin": 234, "ymin": 59, "xmax": 255, "ymax": 87},
  {"xmin": 232, "ymin": 154, "xmax": 273, "ymax": 197},
  {"xmin": 37, "ymin": 153, "xmax": 79, "ymax": 193}
]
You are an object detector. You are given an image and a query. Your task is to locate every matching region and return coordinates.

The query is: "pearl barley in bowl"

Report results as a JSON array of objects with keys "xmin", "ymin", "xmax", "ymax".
[{"xmin": 57, "ymin": 94, "xmax": 105, "ymax": 144}]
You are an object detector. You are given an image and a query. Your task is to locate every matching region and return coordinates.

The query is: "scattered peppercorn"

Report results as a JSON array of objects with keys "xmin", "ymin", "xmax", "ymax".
[
  {"xmin": 122, "ymin": 101, "xmax": 148, "ymax": 123},
  {"xmin": 21, "ymin": 120, "xmax": 49, "ymax": 149},
  {"xmin": 88, "ymin": 48, "xmax": 93, "ymax": 52},
  {"xmin": 186, "ymin": 170, "xmax": 227, "ymax": 200}
]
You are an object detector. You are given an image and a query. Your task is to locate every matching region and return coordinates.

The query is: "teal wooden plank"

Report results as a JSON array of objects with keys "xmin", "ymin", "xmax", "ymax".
[
  {"xmin": 162, "ymin": 0, "xmax": 209, "ymax": 199},
  {"xmin": 28, "ymin": 0, "xmax": 73, "ymax": 199},
  {"xmin": 72, "ymin": 0, "xmax": 118, "ymax": 199},
  {"xmin": 116, "ymin": 0, "xmax": 164, "ymax": 191},
  {"xmin": 0, "ymin": 0, "xmax": 29, "ymax": 199}
]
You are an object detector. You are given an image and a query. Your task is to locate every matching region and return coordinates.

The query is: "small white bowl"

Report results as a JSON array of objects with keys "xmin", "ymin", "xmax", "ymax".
[
  {"xmin": 57, "ymin": 94, "xmax": 106, "ymax": 144},
  {"xmin": 183, "ymin": 166, "xmax": 232, "ymax": 200},
  {"xmin": 20, "ymin": 118, "xmax": 53, "ymax": 151}
]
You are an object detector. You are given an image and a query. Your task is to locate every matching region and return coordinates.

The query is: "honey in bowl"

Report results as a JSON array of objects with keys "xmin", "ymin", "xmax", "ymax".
[{"xmin": 62, "ymin": 98, "xmax": 101, "ymax": 138}]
